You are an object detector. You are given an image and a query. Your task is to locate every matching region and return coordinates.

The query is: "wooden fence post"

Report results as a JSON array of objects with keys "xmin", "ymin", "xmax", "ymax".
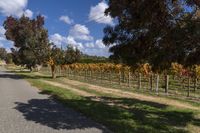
[
  {"xmin": 84, "ymin": 70, "xmax": 87, "ymax": 81},
  {"xmin": 90, "ymin": 70, "xmax": 92, "ymax": 79},
  {"xmin": 155, "ymin": 74, "xmax": 159, "ymax": 95},
  {"xmin": 138, "ymin": 73, "xmax": 142, "ymax": 89},
  {"xmin": 109, "ymin": 71, "xmax": 112, "ymax": 85},
  {"xmin": 182, "ymin": 77, "xmax": 185, "ymax": 90},
  {"xmin": 165, "ymin": 75, "xmax": 169, "ymax": 95},
  {"xmin": 74, "ymin": 70, "xmax": 76, "ymax": 78},
  {"xmin": 59, "ymin": 67, "xmax": 61, "ymax": 76},
  {"xmin": 187, "ymin": 77, "xmax": 190, "ymax": 97},
  {"xmin": 194, "ymin": 78, "xmax": 197, "ymax": 91},
  {"xmin": 100, "ymin": 70, "xmax": 103, "ymax": 83},
  {"xmin": 148, "ymin": 75, "xmax": 150, "ymax": 90},
  {"xmin": 56, "ymin": 67, "xmax": 58, "ymax": 77},
  {"xmin": 119, "ymin": 71, "xmax": 121, "ymax": 85},
  {"xmin": 128, "ymin": 72, "xmax": 131, "ymax": 87},
  {"xmin": 63, "ymin": 69, "xmax": 65, "ymax": 77},
  {"xmin": 150, "ymin": 74, "xmax": 153, "ymax": 91}
]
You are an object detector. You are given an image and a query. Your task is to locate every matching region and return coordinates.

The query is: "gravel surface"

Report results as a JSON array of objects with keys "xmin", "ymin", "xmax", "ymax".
[{"xmin": 0, "ymin": 67, "xmax": 110, "ymax": 133}]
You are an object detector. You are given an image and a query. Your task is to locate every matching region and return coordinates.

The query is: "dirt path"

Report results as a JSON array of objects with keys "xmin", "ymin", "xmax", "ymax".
[
  {"xmin": 42, "ymin": 80, "xmax": 95, "ymax": 97},
  {"xmin": 41, "ymin": 77, "xmax": 199, "ymax": 111}
]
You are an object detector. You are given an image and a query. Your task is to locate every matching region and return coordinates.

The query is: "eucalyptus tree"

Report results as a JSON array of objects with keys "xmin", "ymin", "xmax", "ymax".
[
  {"xmin": 103, "ymin": 0, "xmax": 200, "ymax": 71},
  {"xmin": 3, "ymin": 15, "xmax": 51, "ymax": 71}
]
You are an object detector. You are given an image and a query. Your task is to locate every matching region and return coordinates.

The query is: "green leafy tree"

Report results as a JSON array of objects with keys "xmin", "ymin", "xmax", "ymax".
[
  {"xmin": 0, "ymin": 47, "xmax": 7, "ymax": 60},
  {"xmin": 3, "ymin": 15, "xmax": 51, "ymax": 71},
  {"xmin": 64, "ymin": 45, "xmax": 81, "ymax": 64},
  {"xmin": 5, "ymin": 53, "xmax": 13, "ymax": 64},
  {"xmin": 48, "ymin": 44, "xmax": 64, "ymax": 78},
  {"xmin": 48, "ymin": 44, "xmax": 81, "ymax": 78},
  {"xmin": 103, "ymin": 0, "xmax": 200, "ymax": 71}
]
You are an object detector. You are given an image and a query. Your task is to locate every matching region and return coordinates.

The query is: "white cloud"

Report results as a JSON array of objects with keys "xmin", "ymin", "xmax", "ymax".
[
  {"xmin": 59, "ymin": 15, "xmax": 73, "ymax": 24},
  {"xmin": 69, "ymin": 24, "xmax": 93, "ymax": 41},
  {"xmin": 83, "ymin": 39, "xmax": 109, "ymax": 57},
  {"xmin": 50, "ymin": 33, "xmax": 110, "ymax": 57},
  {"xmin": 89, "ymin": 1, "xmax": 114, "ymax": 25},
  {"xmin": 49, "ymin": 33, "xmax": 67, "ymax": 47},
  {"xmin": 66, "ymin": 36, "xmax": 76, "ymax": 45},
  {"xmin": 95, "ymin": 39, "xmax": 106, "ymax": 49},
  {"xmin": 0, "ymin": 26, "xmax": 5, "ymax": 35},
  {"xmin": 85, "ymin": 42, "xmax": 94, "ymax": 48},
  {"xmin": 0, "ymin": 26, "xmax": 14, "ymax": 51},
  {"xmin": 0, "ymin": 0, "xmax": 28, "ymax": 17},
  {"xmin": 49, "ymin": 33, "xmax": 84, "ymax": 50},
  {"xmin": 0, "ymin": 26, "xmax": 6, "ymax": 41},
  {"xmin": 65, "ymin": 36, "xmax": 84, "ymax": 50},
  {"xmin": 24, "ymin": 9, "xmax": 33, "ymax": 18},
  {"xmin": 80, "ymin": 39, "xmax": 110, "ymax": 57}
]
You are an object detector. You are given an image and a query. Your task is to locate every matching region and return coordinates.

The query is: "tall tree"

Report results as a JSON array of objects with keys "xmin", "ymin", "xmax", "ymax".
[
  {"xmin": 48, "ymin": 44, "xmax": 81, "ymax": 78},
  {"xmin": 48, "ymin": 44, "xmax": 64, "ymax": 78},
  {"xmin": 5, "ymin": 53, "xmax": 13, "ymax": 64},
  {"xmin": 3, "ymin": 15, "xmax": 51, "ymax": 70},
  {"xmin": 103, "ymin": 0, "xmax": 200, "ymax": 71},
  {"xmin": 0, "ymin": 47, "xmax": 7, "ymax": 60},
  {"xmin": 64, "ymin": 45, "xmax": 81, "ymax": 64}
]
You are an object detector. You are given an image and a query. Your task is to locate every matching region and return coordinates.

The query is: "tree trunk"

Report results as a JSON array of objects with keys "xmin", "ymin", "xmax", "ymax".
[
  {"xmin": 29, "ymin": 66, "xmax": 33, "ymax": 72},
  {"xmin": 51, "ymin": 65, "xmax": 56, "ymax": 79}
]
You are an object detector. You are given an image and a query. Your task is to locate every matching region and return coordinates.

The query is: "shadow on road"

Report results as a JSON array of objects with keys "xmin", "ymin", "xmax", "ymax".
[
  {"xmin": 0, "ymin": 73, "xmax": 22, "ymax": 80},
  {"xmin": 14, "ymin": 99, "xmax": 110, "ymax": 132},
  {"xmin": 0, "ymin": 72, "xmax": 51, "ymax": 80}
]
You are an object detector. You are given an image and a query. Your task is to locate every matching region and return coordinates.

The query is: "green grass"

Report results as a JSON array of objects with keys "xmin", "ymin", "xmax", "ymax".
[
  {"xmin": 49, "ymin": 76, "xmax": 200, "ymax": 108},
  {"xmin": 49, "ymin": 77, "xmax": 119, "ymax": 97},
  {"xmin": 16, "ymin": 72, "xmax": 200, "ymax": 133}
]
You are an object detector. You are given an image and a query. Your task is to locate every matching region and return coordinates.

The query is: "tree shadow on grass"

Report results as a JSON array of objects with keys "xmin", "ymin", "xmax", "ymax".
[
  {"xmin": 14, "ymin": 98, "xmax": 110, "ymax": 132},
  {"xmin": 91, "ymin": 97, "xmax": 200, "ymax": 133},
  {"xmin": 40, "ymin": 89, "xmax": 200, "ymax": 133}
]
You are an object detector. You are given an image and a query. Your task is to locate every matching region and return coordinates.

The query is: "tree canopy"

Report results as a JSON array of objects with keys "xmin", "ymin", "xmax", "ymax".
[
  {"xmin": 49, "ymin": 44, "xmax": 81, "ymax": 66},
  {"xmin": 3, "ymin": 15, "xmax": 51, "ymax": 70},
  {"xmin": 48, "ymin": 44, "xmax": 81, "ymax": 78},
  {"xmin": 0, "ymin": 47, "xmax": 7, "ymax": 60},
  {"xmin": 103, "ymin": 0, "xmax": 200, "ymax": 71}
]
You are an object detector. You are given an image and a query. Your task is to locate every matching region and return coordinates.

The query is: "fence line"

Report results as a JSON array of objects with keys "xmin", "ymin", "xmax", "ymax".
[{"xmin": 39, "ymin": 67, "xmax": 200, "ymax": 99}]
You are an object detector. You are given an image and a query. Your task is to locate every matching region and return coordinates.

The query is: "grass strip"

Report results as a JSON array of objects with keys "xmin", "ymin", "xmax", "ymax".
[{"xmin": 17, "ymin": 72, "xmax": 200, "ymax": 133}]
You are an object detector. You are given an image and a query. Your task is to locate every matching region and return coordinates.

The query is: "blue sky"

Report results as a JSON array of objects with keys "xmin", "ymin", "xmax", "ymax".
[{"xmin": 0, "ymin": 0, "xmax": 113, "ymax": 57}]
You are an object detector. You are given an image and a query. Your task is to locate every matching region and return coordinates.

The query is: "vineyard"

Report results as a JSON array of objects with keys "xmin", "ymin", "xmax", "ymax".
[{"xmin": 40, "ymin": 63, "xmax": 200, "ymax": 100}]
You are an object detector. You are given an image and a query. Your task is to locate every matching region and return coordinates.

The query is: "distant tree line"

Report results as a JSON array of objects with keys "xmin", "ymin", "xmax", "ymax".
[{"xmin": 79, "ymin": 54, "xmax": 109, "ymax": 63}]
